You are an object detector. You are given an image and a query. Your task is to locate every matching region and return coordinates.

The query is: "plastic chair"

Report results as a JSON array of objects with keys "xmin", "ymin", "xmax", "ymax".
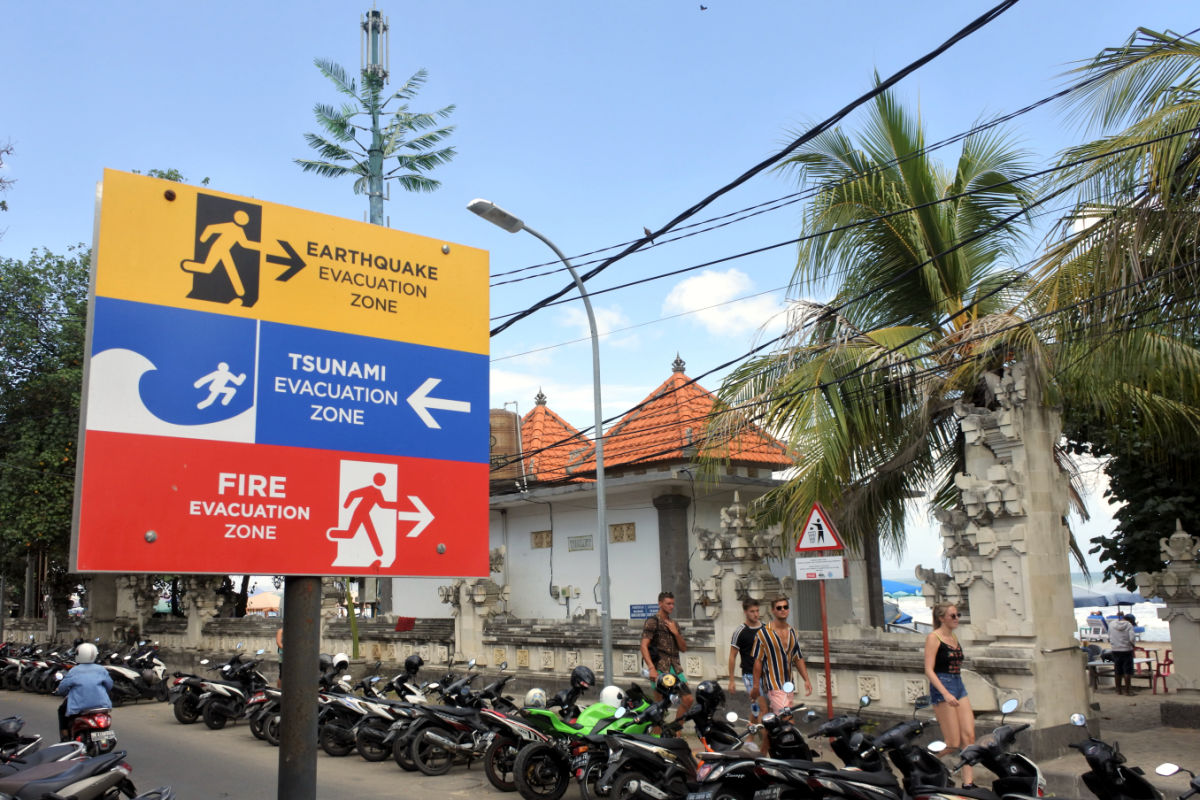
[
  {"xmin": 1152, "ymin": 651, "xmax": 1173, "ymax": 694},
  {"xmin": 1133, "ymin": 646, "xmax": 1157, "ymax": 691}
]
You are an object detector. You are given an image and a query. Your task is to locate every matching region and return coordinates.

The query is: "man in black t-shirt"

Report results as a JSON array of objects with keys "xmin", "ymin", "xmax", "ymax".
[{"xmin": 727, "ymin": 596, "xmax": 764, "ymax": 736}]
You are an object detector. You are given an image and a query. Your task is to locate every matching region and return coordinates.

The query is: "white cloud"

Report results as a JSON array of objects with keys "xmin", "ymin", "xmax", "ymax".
[
  {"xmin": 560, "ymin": 305, "xmax": 640, "ymax": 349},
  {"xmin": 489, "ymin": 367, "xmax": 646, "ymax": 428},
  {"xmin": 663, "ymin": 269, "xmax": 787, "ymax": 337}
]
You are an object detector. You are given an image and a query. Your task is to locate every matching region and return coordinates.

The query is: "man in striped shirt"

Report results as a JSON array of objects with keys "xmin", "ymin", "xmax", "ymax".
[{"xmin": 750, "ymin": 594, "xmax": 813, "ymax": 713}]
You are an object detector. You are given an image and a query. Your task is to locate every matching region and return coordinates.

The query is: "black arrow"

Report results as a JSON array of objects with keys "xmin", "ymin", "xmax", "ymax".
[{"xmin": 266, "ymin": 239, "xmax": 306, "ymax": 281}]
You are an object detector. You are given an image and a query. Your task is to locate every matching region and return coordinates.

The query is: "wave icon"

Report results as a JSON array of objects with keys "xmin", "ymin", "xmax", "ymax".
[{"xmin": 86, "ymin": 349, "xmax": 255, "ymax": 443}]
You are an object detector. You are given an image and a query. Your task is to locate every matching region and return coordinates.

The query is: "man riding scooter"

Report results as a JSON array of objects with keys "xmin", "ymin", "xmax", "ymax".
[{"xmin": 55, "ymin": 642, "xmax": 113, "ymax": 740}]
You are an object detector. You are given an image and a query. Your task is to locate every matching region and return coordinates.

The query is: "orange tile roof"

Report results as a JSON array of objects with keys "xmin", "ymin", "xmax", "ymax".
[
  {"xmin": 519, "ymin": 391, "xmax": 594, "ymax": 485},
  {"xmin": 567, "ymin": 358, "xmax": 793, "ymax": 475}
]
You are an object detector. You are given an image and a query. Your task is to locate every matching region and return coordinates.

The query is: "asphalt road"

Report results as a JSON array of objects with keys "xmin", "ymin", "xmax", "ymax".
[{"xmin": 0, "ymin": 690, "xmax": 498, "ymax": 799}]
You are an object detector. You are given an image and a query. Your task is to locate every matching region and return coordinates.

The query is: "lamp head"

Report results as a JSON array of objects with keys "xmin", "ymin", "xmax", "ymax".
[{"xmin": 467, "ymin": 199, "xmax": 524, "ymax": 233}]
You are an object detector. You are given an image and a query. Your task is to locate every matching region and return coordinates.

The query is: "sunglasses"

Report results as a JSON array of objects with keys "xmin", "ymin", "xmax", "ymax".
[
  {"xmin": 946, "ymin": 613, "xmax": 959, "ymax": 619},
  {"xmin": 774, "ymin": 604, "xmax": 789, "ymax": 611}
]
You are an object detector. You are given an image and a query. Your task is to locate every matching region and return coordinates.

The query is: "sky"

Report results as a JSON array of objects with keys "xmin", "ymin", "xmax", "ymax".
[{"xmin": 3, "ymin": 1, "xmax": 1191, "ymax": 578}]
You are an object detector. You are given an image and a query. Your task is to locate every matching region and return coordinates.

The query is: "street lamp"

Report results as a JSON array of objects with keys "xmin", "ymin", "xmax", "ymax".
[{"xmin": 468, "ymin": 199, "xmax": 613, "ymax": 684}]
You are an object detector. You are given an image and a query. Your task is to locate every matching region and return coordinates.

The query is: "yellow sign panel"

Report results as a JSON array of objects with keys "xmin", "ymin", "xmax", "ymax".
[{"xmin": 95, "ymin": 169, "xmax": 489, "ymax": 355}]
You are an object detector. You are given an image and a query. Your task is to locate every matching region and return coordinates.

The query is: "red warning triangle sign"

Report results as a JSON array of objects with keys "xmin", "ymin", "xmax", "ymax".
[{"xmin": 795, "ymin": 502, "xmax": 844, "ymax": 552}]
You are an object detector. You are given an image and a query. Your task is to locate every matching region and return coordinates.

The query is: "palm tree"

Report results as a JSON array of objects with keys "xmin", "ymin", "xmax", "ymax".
[
  {"xmin": 706, "ymin": 87, "xmax": 1044, "ymax": 616},
  {"xmin": 1030, "ymin": 28, "xmax": 1200, "ymax": 584},
  {"xmin": 296, "ymin": 59, "xmax": 456, "ymax": 222}
]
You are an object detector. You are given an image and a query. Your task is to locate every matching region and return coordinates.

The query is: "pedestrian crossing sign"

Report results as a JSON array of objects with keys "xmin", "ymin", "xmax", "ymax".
[{"xmin": 795, "ymin": 502, "xmax": 844, "ymax": 552}]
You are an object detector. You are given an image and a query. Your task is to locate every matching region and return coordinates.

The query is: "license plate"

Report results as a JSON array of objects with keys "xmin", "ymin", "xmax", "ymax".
[
  {"xmin": 571, "ymin": 754, "xmax": 590, "ymax": 771},
  {"xmin": 687, "ymin": 793, "xmax": 716, "ymax": 800},
  {"xmin": 92, "ymin": 731, "xmax": 116, "ymax": 742}
]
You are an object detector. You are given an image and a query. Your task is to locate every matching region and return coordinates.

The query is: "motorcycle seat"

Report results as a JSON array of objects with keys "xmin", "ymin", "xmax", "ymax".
[
  {"xmin": 0, "ymin": 750, "xmax": 124, "ymax": 795},
  {"xmin": 75, "ymin": 707, "xmax": 112, "ymax": 715},
  {"xmin": 623, "ymin": 734, "xmax": 693, "ymax": 758},
  {"xmin": 912, "ymin": 785, "xmax": 999, "ymax": 800},
  {"xmin": 430, "ymin": 706, "xmax": 479, "ymax": 718},
  {"xmin": 812, "ymin": 767, "xmax": 900, "ymax": 790}
]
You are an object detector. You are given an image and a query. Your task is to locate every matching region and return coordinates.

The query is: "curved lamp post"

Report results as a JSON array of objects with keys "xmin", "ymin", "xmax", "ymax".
[{"xmin": 467, "ymin": 199, "xmax": 613, "ymax": 684}]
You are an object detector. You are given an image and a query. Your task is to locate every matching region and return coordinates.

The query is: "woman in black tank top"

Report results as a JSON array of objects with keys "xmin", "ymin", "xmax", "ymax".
[{"xmin": 924, "ymin": 604, "xmax": 976, "ymax": 786}]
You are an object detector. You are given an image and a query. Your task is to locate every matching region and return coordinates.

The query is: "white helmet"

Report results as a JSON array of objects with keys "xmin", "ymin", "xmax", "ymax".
[
  {"xmin": 599, "ymin": 685, "xmax": 626, "ymax": 708},
  {"xmin": 332, "ymin": 652, "xmax": 350, "ymax": 671},
  {"xmin": 524, "ymin": 688, "xmax": 547, "ymax": 708},
  {"xmin": 76, "ymin": 643, "xmax": 99, "ymax": 664}
]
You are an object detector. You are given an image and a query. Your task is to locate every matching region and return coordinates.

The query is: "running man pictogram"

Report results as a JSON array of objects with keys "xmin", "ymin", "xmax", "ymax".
[
  {"xmin": 180, "ymin": 210, "xmax": 259, "ymax": 302},
  {"xmin": 327, "ymin": 472, "xmax": 401, "ymax": 558},
  {"xmin": 193, "ymin": 362, "xmax": 246, "ymax": 409}
]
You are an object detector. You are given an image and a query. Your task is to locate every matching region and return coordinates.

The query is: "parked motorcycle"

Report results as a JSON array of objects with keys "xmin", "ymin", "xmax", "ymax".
[
  {"xmin": 1154, "ymin": 763, "xmax": 1200, "ymax": 800},
  {"xmin": 167, "ymin": 644, "xmax": 252, "ymax": 725},
  {"xmin": 925, "ymin": 698, "xmax": 1046, "ymax": 800},
  {"xmin": 1068, "ymin": 713, "xmax": 1162, "ymax": 800},
  {"xmin": 597, "ymin": 677, "xmax": 758, "ymax": 800},
  {"xmin": 0, "ymin": 749, "xmax": 137, "ymax": 800},
  {"xmin": 106, "ymin": 641, "xmax": 168, "ymax": 705},
  {"xmin": 406, "ymin": 661, "xmax": 517, "ymax": 776},
  {"xmin": 196, "ymin": 648, "xmax": 268, "ymax": 730}
]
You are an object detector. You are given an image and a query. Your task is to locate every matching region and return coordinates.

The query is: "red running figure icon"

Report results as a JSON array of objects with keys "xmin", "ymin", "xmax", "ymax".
[{"xmin": 327, "ymin": 472, "xmax": 400, "ymax": 558}]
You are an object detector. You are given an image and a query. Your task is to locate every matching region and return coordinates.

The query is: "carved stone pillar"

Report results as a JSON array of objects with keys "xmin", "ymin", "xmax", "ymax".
[
  {"xmin": 919, "ymin": 364, "xmax": 1087, "ymax": 756},
  {"xmin": 698, "ymin": 493, "xmax": 792, "ymax": 677},
  {"xmin": 183, "ymin": 576, "xmax": 222, "ymax": 647},
  {"xmin": 440, "ymin": 578, "xmax": 507, "ymax": 665},
  {"xmin": 654, "ymin": 493, "xmax": 693, "ymax": 617},
  {"xmin": 1136, "ymin": 521, "xmax": 1200, "ymax": 727},
  {"xmin": 83, "ymin": 575, "xmax": 119, "ymax": 642}
]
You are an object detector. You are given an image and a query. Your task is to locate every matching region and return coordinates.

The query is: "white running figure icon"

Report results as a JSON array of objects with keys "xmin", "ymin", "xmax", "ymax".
[{"xmin": 194, "ymin": 362, "xmax": 246, "ymax": 409}]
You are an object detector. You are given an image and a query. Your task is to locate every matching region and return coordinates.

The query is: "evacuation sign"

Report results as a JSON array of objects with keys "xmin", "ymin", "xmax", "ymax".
[{"xmin": 70, "ymin": 170, "xmax": 490, "ymax": 577}]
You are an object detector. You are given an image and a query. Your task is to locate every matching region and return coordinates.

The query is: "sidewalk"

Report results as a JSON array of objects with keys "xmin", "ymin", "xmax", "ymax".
[{"xmin": 1032, "ymin": 687, "xmax": 1199, "ymax": 798}]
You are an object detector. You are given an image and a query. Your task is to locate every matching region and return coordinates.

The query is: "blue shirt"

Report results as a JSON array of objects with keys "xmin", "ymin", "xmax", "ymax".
[{"xmin": 55, "ymin": 663, "xmax": 113, "ymax": 714}]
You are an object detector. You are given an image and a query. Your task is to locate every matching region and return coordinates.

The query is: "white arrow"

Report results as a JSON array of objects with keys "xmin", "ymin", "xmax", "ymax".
[
  {"xmin": 397, "ymin": 495, "xmax": 435, "ymax": 538},
  {"xmin": 407, "ymin": 377, "xmax": 472, "ymax": 429}
]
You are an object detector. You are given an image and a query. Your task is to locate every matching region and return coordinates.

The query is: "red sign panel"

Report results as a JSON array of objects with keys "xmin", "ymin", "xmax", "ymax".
[{"xmin": 76, "ymin": 431, "xmax": 488, "ymax": 576}]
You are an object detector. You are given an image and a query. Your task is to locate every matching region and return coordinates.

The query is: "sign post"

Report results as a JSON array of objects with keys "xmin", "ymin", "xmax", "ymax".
[
  {"xmin": 795, "ymin": 502, "xmax": 844, "ymax": 718},
  {"xmin": 73, "ymin": 171, "xmax": 490, "ymax": 799}
]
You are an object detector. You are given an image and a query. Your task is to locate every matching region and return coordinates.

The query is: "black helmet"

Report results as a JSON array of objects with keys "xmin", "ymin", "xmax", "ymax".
[
  {"xmin": 404, "ymin": 654, "xmax": 424, "ymax": 674},
  {"xmin": 655, "ymin": 672, "xmax": 680, "ymax": 697},
  {"xmin": 570, "ymin": 665, "xmax": 596, "ymax": 691},
  {"xmin": 318, "ymin": 653, "xmax": 332, "ymax": 670},
  {"xmin": 694, "ymin": 680, "xmax": 724, "ymax": 710}
]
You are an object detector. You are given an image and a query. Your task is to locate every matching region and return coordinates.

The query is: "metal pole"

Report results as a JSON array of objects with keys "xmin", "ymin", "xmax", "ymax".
[
  {"xmin": 819, "ymin": 580, "xmax": 833, "ymax": 718},
  {"xmin": 522, "ymin": 226, "xmax": 613, "ymax": 684},
  {"xmin": 277, "ymin": 576, "xmax": 322, "ymax": 800}
]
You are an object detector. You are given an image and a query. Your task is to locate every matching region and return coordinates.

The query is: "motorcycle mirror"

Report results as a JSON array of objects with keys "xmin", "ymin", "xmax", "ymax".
[
  {"xmin": 256, "ymin": 649, "xmax": 266, "ymax": 656},
  {"xmin": 859, "ymin": 695, "xmax": 871, "ymax": 708},
  {"xmin": 725, "ymin": 711, "xmax": 739, "ymax": 723},
  {"xmin": 1000, "ymin": 698, "xmax": 1019, "ymax": 715},
  {"xmin": 343, "ymin": 674, "xmax": 353, "ymax": 682},
  {"xmin": 805, "ymin": 710, "xmax": 819, "ymax": 722},
  {"xmin": 614, "ymin": 706, "xmax": 628, "ymax": 719},
  {"xmin": 782, "ymin": 681, "xmax": 796, "ymax": 693},
  {"xmin": 913, "ymin": 695, "xmax": 932, "ymax": 712},
  {"xmin": 1155, "ymin": 764, "xmax": 1181, "ymax": 777},
  {"xmin": 499, "ymin": 661, "xmax": 508, "ymax": 670},
  {"xmin": 123, "ymin": 655, "xmax": 131, "ymax": 661},
  {"xmin": 1069, "ymin": 713, "xmax": 1087, "ymax": 727},
  {"xmin": 55, "ymin": 671, "xmax": 64, "ymax": 680},
  {"xmin": 200, "ymin": 659, "xmax": 210, "ymax": 665},
  {"xmin": 928, "ymin": 740, "xmax": 948, "ymax": 754},
  {"xmin": 467, "ymin": 658, "xmax": 477, "ymax": 669}
]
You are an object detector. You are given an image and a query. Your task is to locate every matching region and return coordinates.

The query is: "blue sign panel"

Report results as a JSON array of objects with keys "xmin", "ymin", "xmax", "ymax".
[
  {"xmin": 256, "ymin": 321, "xmax": 487, "ymax": 462},
  {"xmin": 88, "ymin": 296, "xmax": 488, "ymax": 463},
  {"xmin": 629, "ymin": 604, "xmax": 658, "ymax": 619}
]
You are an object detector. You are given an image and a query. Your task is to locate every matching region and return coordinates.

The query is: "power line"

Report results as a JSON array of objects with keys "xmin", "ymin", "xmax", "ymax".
[
  {"xmin": 486, "ymin": 24, "xmax": 1200, "ymax": 291},
  {"xmin": 489, "ymin": 123, "xmax": 1200, "ymax": 324},
  {"xmin": 489, "ymin": 0, "xmax": 1019, "ymax": 337}
]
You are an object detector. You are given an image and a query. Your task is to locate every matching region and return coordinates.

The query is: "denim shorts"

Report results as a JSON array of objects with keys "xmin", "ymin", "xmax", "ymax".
[
  {"xmin": 741, "ymin": 674, "xmax": 759, "ymax": 694},
  {"xmin": 930, "ymin": 673, "xmax": 967, "ymax": 704}
]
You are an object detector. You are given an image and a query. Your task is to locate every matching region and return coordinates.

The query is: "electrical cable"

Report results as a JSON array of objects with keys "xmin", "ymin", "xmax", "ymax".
[
  {"xmin": 489, "ymin": 0, "xmax": 1019, "ymax": 337},
  {"xmin": 486, "ymin": 24, "xmax": 1200, "ymax": 290}
]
